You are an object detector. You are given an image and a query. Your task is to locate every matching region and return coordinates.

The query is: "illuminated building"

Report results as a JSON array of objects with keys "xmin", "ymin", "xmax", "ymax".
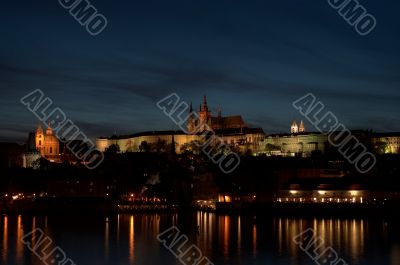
[
  {"xmin": 372, "ymin": 132, "xmax": 400, "ymax": 154},
  {"xmin": 96, "ymin": 96, "xmax": 264, "ymax": 154},
  {"xmin": 187, "ymin": 95, "xmax": 247, "ymax": 133},
  {"xmin": 95, "ymin": 96, "xmax": 400, "ymax": 156},
  {"xmin": 35, "ymin": 124, "xmax": 60, "ymax": 160}
]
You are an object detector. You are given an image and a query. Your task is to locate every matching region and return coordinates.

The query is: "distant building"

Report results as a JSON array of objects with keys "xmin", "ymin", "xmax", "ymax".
[
  {"xmin": 291, "ymin": 121, "xmax": 298, "ymax": 134},
  {"xmin": 35, "ymin": 124, "xmax": 60, "ymax": 161},
  {"xmin": 95, "ymin": 97, "xmax": 400, "ymax": 157},
  {"xmin": 22, "ymin": 123, "xmax": 60, "ymax": 167},
  {"xmin": 262, "ymin": 132, "xmax": 328, "ymax": 157},
  {"xmin": 22, "ymin": 152, "xmax": 41, "ymax": 169},
  {"xmin": 96, "ymin": 96, "xmax": 264, "ymax": 154},
  {"xmin": 187, "ymin": 95, "xmax": 246, "ymax": 133},
  {"xmin": 291, "ymin": 120, "xmax": 305, "ymax": 134},
  {"xmin": 299, "ymin": 120, "xmax": 305, "ymax": 133},
  {"xmin": 277, "ymin": 184, "xmax": 400, "ymax": 204},
  {"xmin": 22, "ymin": 131, "xmax": 41, "ymax": 168},
  {"xmin": 372, "ymin": 132, "xmax": 400, "ymax": 154}
]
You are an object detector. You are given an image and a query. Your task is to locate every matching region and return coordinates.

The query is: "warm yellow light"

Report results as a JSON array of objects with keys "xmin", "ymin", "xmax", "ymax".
[
  {"xmin": 317, "ymin": 190, "xmax": 326, "ymax": 195},
  {"xmin": 224, "ymin": 196, "xmax": 232, "ymax": 203},
  {"xmin": 289, "ymin": 190, "xmax": 298, "ymax": 195},
  {"xmin": 349, "ymin": 190, "xmax": 358, "ymax": 196}
]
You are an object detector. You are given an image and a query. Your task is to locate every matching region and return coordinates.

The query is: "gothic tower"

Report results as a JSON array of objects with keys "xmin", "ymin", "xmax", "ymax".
[{"xmin": 199, "ymin": 95, "xmax": 211, "ymax": 131}]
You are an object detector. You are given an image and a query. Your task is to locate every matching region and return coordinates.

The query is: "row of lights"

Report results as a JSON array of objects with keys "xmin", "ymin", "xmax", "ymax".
[
  {"xmin": 289, "ymin": 190, "xmax": 360, "ymax": 196},
  {"xmin": 276, "ymin": 197, "xmax": 364, "ymax": 203},
  {"xmin": 3, "ymin": 193, "xmax": 37, "ymax": 200}
]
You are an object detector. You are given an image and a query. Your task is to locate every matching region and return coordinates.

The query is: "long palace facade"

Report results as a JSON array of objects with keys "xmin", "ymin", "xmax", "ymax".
[{"xmin": 96, "ymin": 96, "xmax": 400, "ymax": 156}]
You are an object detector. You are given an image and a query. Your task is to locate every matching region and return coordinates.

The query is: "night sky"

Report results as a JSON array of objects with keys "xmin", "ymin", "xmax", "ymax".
[{"xmin": 1, "ymin": 0, "xmax": 400, "ymax": 143}]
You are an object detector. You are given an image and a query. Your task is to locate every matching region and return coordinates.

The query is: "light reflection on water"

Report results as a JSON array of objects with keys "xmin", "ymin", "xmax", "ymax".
[
  {"xmin": 2, "ymin": 215, "xmax": 7, "ymax": 264},
  {"xmin": 0, "ymin": 213, "xmax": 399, "ymax": 265}
]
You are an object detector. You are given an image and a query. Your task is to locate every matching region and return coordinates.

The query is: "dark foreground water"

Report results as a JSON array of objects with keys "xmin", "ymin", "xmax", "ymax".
[{"xmin": 0, "ymin": 212, "xmax": 399, "ymax": 265}]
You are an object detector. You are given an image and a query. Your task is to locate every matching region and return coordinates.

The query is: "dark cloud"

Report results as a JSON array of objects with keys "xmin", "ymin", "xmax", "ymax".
[{"xmin": 1, "ymin": 0, "xmax": 400, "ymax": 142}]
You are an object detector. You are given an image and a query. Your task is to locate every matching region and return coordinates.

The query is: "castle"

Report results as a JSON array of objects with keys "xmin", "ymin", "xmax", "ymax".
[
  {"xmin": 19, "ymin": 96, "xmax": 400, "ymax": 169},
  {"xmin": 18, "ymin": 96, "xmax": 400, "ymax": 169},
  {"xmin": 96, "ymin": 96, "xmax": 264, "ymax": 154},
  {"xmin": 94, "ymin": 95, "xmax": 400, "ymax": 157}
]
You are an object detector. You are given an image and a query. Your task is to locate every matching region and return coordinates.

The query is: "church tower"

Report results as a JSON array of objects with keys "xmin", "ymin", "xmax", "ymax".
[
  {"xmin": 291, "ymin": 121, "xmax": 299, "ymax": 134},
  {"xmin": 299, "ymin": 120, "xmax": 305, "ymax": 133},
  {"xmin": 199, "ymin": 95, "xmax": 211, "ymax": 131},
  {"xmin": 35, "ymin": 124, "xmax": 45, "ymax": 155}
]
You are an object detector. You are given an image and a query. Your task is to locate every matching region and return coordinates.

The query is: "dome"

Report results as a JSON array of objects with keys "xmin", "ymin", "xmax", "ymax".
[
  {"xmin": 45, "ymin": 134, "xmax": 58, "ymax": 144},
  {"xmin": 46, "ymin": 126, "xmax": 53, "ymax": 135}
]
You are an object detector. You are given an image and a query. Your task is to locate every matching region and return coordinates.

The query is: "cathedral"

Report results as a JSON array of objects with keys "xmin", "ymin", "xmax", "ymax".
[
  {"xmin": 187, "ymin": 96, "xmax": 246, "ymax": 133},
  {"xmin": 96, "ymin": 96, "xmax": 265, "ymax": 154}
]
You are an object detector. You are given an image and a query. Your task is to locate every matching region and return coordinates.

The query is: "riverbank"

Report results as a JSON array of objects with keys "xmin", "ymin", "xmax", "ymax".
[
  {"xmin": 2, "ymin": 199, "xmax": 400, "ymax": 217},
  {"xmin": 0, "ymin": 198, "xmax": 179, "ymax": 214},
  {"xmin": 213, "ymin": 201, "xmax": 400, "ymax": 218}
]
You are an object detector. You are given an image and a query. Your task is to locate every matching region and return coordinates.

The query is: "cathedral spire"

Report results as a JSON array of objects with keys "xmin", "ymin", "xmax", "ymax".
[{"xmin": 202, "ymin": 95, "xmax": 208, "ymax": 111}]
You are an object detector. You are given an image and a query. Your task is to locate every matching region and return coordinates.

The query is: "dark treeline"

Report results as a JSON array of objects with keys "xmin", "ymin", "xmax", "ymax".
[{"xmin": 1, "ymin": 143, "xmax": 400, "ymax": 206}]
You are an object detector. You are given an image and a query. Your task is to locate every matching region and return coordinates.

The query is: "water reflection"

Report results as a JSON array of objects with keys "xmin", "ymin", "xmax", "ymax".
[
  {"xmin": 0, "ymin": 213, "xmax": 398, "ymax": 265},
  {"xmin": 2, "ymin": 216, "xmax": 7, "ymax": 264},
  {"xmin": 275, "ymin": 217, "xmax": 381, "ymax": 265},
  {"xmin": 252, "ymin": 223, "xmax": 257, "ymax": 258},
  {"xmin": 237, "ymin": 215, "xmax": 241, "ymax": 255},
  {"xmin": 105, "ymin": 217, "xmax": 109, "ymax": 260},
  {"xmin": 16, "ymin": 215, "xmax": 23, "ymax": 263},
  {"xmin": 129, "ymin": 215, "xmax": 135, "ymax": 264}
]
